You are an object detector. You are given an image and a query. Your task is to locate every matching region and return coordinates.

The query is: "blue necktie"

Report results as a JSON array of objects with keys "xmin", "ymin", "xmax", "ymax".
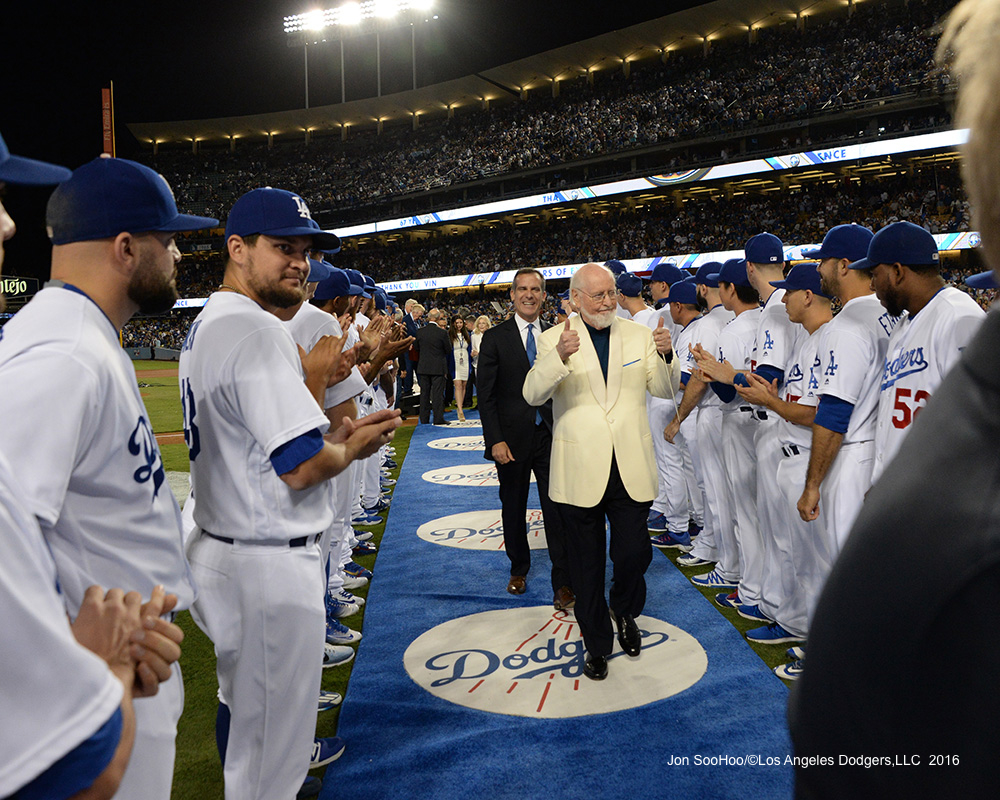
[{"xmin": 526, "ymin": 324, "xmax": 542, "ymax": 425}]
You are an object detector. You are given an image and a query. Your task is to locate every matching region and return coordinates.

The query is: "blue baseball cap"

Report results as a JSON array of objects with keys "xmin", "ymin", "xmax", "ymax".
[
  {"xmin": 965, "ymin": 271, "xmax": 998, "ymax": 289},
  {"xmin": 770, "ymin": 262, "xmax": 831, "ymax": 299},
  {"xmin": 650, "ymin": 262, "xmax": 685, "ymax": 285},
  {"xmin": 668, "ymin": 280, "xmax": 698, "ymax": 305},
  {"xmin": 605, "ymin": 259, "xmax": 628, "ymax": 275},
  {"xmin": 374, "ymin": 287, "xmax": 388, "ymax": 312},
  {"xmin": 307, "ymin": 258, "xmax": 333, "ymax": 283},
  {"xmin": 558, "ymin": 289, "xmax": 570, "ymax": 301},
  {"xmin": 362, "ymin": 274, "xmax": 377, "ymax": 295},
  {"xmin": 345, "ymin": 268, "xmax": 371, "ymax": 298},
  {"xmin": 616, "ymin": 272, "xmax": 643, "ymax": 297},
  {"xmin": 801, "ymin": 224, "xmax": 874, "ymax": 262},
  {"xmin": 225, "ymin": 187, "xmax": 340, "ymax": 252},
  {"xmin": 694, "ymin": 262, "xmax": 722, "ymax": 288},
  {"xmin": 0, "ymin": 132, "xmax": 71, "ymax": 185},
  {"xmin": 46, "ymin": 157, "xmax": 218, "ymax": 245},
  {"xmin": 713, "ymin": 258, "xmax": 752, "ymax": 287},
  {"xmin": 314, "ymin": 266, "xmax": 361, "ymax": 300},
  {"xmin": 848, "ymin": 221, "xmax": 939, "ymax": 271},
  {"xmin": 745, "ymin": 232, "xmax": 785, "ymax": 265}
]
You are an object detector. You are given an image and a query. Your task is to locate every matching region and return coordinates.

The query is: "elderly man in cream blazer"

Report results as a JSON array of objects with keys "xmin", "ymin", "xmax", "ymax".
[{"xmin": 524, "ymin": 262, "xmax": 680, "ymax": 680}]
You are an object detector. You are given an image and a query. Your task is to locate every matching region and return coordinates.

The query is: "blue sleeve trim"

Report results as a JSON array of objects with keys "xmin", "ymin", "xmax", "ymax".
[
  {"xmin": 270, "ymin": 428, "xmax": 325, "ymax": 476},
  {"xmin": 754, "ymin": 364, "xmax": 784, "ymax": 387},
  {"xmin": 17, "ymin": 707, "xmax": 122, "ymax": 800},
  {"xmin": 680, "ymin": 371, "xmax": 691, "ymax": 388},
  {"xmin": 733, "ymin": 373, "xmax": 750, "ymax": 388},
  {"xmin": 814, "ymin": 395, "xmax": 854, "ymax": 434},
  {"xmin": 711, "ymin": 382, "xmax": 737, "ymax": 404}
]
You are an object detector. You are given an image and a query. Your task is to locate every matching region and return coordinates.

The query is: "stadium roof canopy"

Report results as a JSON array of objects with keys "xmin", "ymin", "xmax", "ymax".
[{"xmin": 127, "ymin": 0, "xmax": 878, "ymax": 149}]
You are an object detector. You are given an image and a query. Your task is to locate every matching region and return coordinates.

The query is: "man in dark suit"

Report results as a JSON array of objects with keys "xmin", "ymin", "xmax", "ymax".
[
  {"xmin": 414, "ymin": 307, "xmax": 450, "ymax": 425},
  {"xmin": 477, "ymin": 268, "xmax": 573, "ymax": 609},
  {"xmin": 401, "ymin": 300, "xmax": 423, "ymax": 396}
]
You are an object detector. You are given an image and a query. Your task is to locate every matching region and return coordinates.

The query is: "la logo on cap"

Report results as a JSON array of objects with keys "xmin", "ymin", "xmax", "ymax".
[{"xmin": 293, "ymin": 195, "xmax": 313, "ymax": 220}]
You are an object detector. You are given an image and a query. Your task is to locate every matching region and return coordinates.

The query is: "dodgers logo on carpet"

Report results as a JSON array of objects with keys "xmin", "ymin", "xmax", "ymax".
[
  {"xmin": 416, "ymin": 509, "xmax": 548, "ymax": 551},
  {"xmin": 427, "ymin": 435, "xmax": 486, "ymax": 451},
  {"xmin": 404, "ymin": 607, "xmax": 707, "ymax": 718},
  {"xmin": 422, "ymin": 464, "xmax": 537, "ymax": 487}
]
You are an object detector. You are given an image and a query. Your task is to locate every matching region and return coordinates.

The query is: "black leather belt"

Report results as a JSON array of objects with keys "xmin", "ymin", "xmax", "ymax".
[
  {"xmin": 782, "ymin": 444, "xmax": 801, "ymax": 457},
  {"xmin": 204, "ymin": 531, "xmax": 320, "ymax": 548}
]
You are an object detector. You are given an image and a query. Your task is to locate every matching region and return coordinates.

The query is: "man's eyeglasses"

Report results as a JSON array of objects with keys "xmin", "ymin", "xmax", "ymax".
[{"xmin": 581, "ymin": 290, "xmax": 617, "ymax": 303}]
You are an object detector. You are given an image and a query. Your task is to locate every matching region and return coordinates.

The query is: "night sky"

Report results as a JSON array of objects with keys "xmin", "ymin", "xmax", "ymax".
[{"xmin": 1, "ymin": 1, "xmax": 703, "ymax": 276}]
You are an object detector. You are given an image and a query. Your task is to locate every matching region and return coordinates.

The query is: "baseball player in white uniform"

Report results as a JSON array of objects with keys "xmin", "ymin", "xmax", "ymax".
[
  {"xmin": 738, "ymin": 233, "xmax": 805, "ymax": 625},
  {"xmin": 0, "ymin": 156, "xmax": 212, "ymax": 800},
  {"xmin": 798, "ymin": 225, "xmax": 895, "ymax": 556},
  {"xmin": 868, "ymin": 222, "xmax": 986, "ymax": 483},
  {"xmin": 666, "ymin": 265, "xmax": 735, "ymax": 570},
  {"xmin": 0, "ymin": 137, "xmax": 183, "ymax": 800},
  {"xmin": 691, "ymin": 258, "xmax": 761, "ymax": 596},
  {"xmin": 180, "ymin": 187, "xmax": 400, "ymax": 800},
  {"xmin": 735, "ymin": 263, "xmax": 833, "ymax": 671},
  {"xmin": 634, "ymin": 264, "xmax": 695, "ymax": 543}
]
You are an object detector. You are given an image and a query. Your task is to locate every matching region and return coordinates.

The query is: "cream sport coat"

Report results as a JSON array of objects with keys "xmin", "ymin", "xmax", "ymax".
[{"xmin": 523, "ymin": 314, "xmax": 680, "ymax": 507}]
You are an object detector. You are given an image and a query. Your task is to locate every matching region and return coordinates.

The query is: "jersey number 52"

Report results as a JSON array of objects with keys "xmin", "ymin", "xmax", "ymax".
[{"xmin": 892, "ymin": 387, "xmax": 930, "ymax": 430}]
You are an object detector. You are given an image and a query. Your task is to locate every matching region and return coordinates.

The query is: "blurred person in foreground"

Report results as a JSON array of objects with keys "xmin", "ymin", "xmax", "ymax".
[{"xmin": 789, "ymin": 1, "xmax": 1000, "ymax": 795}]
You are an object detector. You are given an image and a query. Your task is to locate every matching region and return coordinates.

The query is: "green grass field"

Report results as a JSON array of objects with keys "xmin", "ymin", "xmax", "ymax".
[{"xmin": 133, "ymin": 359, "xmax": 414, "ymax": 798}]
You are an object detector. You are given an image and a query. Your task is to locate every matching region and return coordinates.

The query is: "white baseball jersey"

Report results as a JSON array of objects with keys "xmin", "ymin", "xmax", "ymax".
[
  {"xmin": 872, "ymin": 287, "xmax": 984, "ymax": 481},
  {"xmin": 179, "ymin": 292, "xmax": 334, "ymax": 540},
  {"xmin": 691, "ymin": 304, "xmax": 736, "ymax": 408},
  {"xmin": 285, "ymin": 303, "xmax": 368, "ymax": 409},
  {"xmin": 754, "ymin": 288, "xmax": 806, "ymax": 377},
  {"xmin": 777, "ymin": 325, "xmax": 825, "ymax": 449},
  {"xmin": 0, "ymin": 284, "xmax": 195, "ymax": 615},
  {"xmin": 717, "ymin": 307, "xmax": 762, "ymax": 414},
  {"xmin": 0, "ymin": 452, "xmax": 123, "ymax": 798},
  {"xmin": 815, "ymin": 294, "xmax": 896, "ymax": 443}
]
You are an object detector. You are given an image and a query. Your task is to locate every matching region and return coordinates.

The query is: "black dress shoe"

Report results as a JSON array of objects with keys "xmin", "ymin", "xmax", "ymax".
[
  {"xmin": 614, "ymin": 613, "xmax": 642, "ymax": 657},
  {"xmin": 583, "ymin": 653, "xmax": 608, "ymax": 681}
]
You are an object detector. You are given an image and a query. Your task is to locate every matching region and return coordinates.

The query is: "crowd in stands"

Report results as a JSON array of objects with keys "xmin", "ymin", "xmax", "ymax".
[{"xmin": 144, "ymin": 0, "xmax": 955, "ymax": 225}]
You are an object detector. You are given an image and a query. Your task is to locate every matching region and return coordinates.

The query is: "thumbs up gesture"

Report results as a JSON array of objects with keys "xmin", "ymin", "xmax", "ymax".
[
  {"xmin": 556, "ymin": 316, "xmax": 580, "ymax": 363},
  {"xmin": 652, "ymin": 315, "xmax": 673, "ymax": 356}
]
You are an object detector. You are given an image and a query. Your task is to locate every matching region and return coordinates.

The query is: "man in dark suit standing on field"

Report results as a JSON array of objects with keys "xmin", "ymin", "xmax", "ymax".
[
  {"xmin": 477, "ymin": 268, "xmax": 573, "ymax": 609},
  {"xmin": 414, "ymin": 307, "xmax": 450, "ymax": 425}
]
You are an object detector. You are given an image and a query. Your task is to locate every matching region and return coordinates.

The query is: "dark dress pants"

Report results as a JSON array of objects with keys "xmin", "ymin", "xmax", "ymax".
[
  {"xmin": 555, "ymin": 453, "xmax": 653, "ymax": 657},
  {"xmin": 417, "ymin": 373, "xmax": 446, "ymax": 425},
  {"xmin": 495, "ymin": 422, "xmax": 571, "ymax": 591}
]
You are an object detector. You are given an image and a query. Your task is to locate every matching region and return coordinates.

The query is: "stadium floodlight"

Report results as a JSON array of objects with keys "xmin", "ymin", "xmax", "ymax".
[
  {"xmin": 340, "ymin": 1, "xmax": 363, "ymax": 25},
  {"xmin": 283, "ymin": 0, "xmax": 439, "ymax": 103},
  {"xmin": 373, "ymin": 0, "xmax": 400, "ymax": 18}
]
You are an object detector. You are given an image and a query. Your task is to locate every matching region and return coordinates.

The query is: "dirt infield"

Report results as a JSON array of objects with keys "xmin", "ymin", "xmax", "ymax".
[
  {"xmin": 156, "ymin": 432, "xmax": 186, "ymax": 445},
  {"xmin": 138, "ymin": 368, "xmax": 179, "ymax": 378}
]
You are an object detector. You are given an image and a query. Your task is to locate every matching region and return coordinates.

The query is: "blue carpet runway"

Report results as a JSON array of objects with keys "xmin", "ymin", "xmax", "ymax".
[{"xmin": 325, "ymin": 411, "xmax": 793, "ymax": 799}]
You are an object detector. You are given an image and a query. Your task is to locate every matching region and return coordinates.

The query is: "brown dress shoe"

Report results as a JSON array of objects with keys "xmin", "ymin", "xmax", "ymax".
[
  {"xmin": 507, "ymin": 575, "xmax": 526, "ymax": 595},
  {"xmin": 553, "ymin": 585, "xmax": 576, "ymax": 610}
]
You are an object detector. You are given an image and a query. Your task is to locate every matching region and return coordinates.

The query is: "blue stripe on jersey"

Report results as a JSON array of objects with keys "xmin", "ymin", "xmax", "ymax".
[
  {"xmin": 16, "ymin": 706, "xmax": 122, "ymax": 800},
  {"xmin": 269, "ymin": 428, "xmax": 325, "ymax": 476},
  {"xmin": 814, "ymin": 395, "xmax": 854, "ymax": 434}
]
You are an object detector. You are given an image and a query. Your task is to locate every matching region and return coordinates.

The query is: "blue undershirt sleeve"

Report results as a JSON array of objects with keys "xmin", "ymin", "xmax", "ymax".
[
  {"xmin": 813, "ymin": 395, "xmax": 854, "ymax": 434},
  {"xmin": 680, "ymin": 371, "xmax": 691, "ymax": 388},
  {"xmin": 270, "ymin": 428, "xmax": 325, "ymax": 476},
  {"xmin": 711, "ymin": 382, "xmax": 737, "ymax": 404},
  {"xmin": 17, "ymin": 707, "xmax": 122, "ymax": 800},
  {"xmin": 754, "ymin": 364, "xmax": 784, "ymax": 387},
  {"xmin": 733, "ymin": 373, "xmax": 750, "ymax": 388}
]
